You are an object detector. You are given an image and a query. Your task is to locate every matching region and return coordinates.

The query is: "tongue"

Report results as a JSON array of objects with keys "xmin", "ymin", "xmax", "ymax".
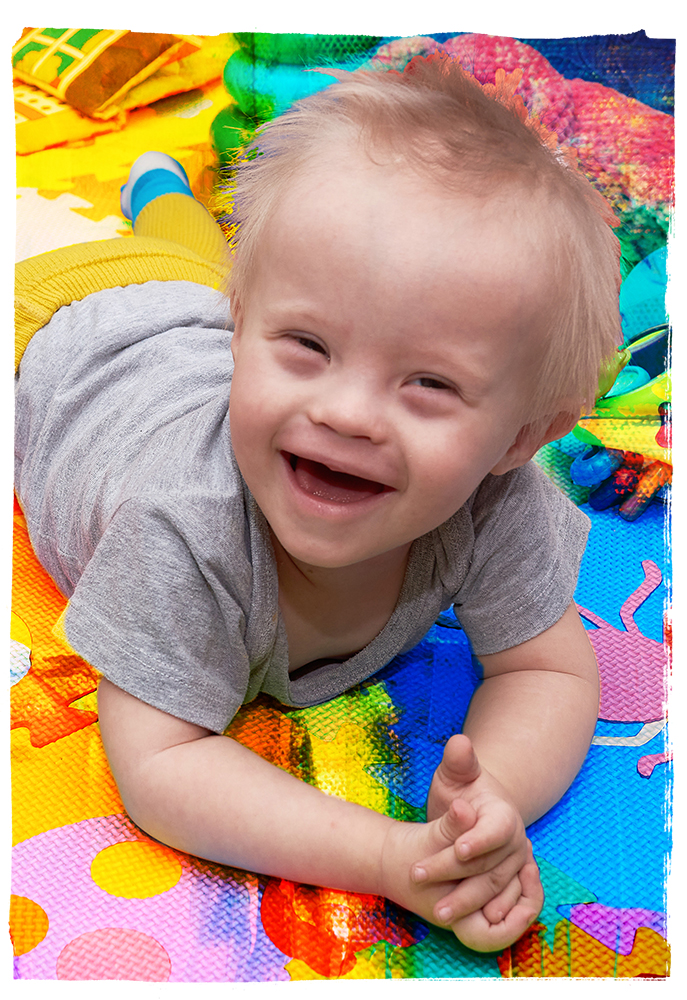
[{"xmin": 293, "ymin": 457, "xmax": 385, "ymax": 503}]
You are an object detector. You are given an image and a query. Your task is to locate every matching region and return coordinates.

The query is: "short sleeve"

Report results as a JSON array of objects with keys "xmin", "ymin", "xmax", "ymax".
[
  {"xmin": 453, "ymin": 463, "xmax": 590, "ymax": 655},
  {"xmin": 63, "ymin": 496, "xmax": 251, "ymax": 733}
]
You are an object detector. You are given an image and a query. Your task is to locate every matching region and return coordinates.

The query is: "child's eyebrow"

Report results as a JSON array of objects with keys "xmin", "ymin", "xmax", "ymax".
[{"xmin": 261, "ymin": 301, "xmax": 334, "ymax": 332}]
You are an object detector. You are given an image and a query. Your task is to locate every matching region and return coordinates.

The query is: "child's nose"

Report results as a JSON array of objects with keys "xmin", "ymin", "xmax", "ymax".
[{"xmin": 307, "ymin": 377, "xmax": 386, "ymax": 442}]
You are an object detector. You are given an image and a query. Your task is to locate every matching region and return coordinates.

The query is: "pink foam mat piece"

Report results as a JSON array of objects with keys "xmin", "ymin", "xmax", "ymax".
[{"xmin": 13, "ymin": 814, "xmax": 290, "ymax": 982}]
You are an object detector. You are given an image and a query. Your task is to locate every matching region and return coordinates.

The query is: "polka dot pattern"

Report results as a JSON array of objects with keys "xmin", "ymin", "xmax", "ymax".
[
  {"xmin": 91, "ymin": 841, "xmax": 182, "ymax": 898},
  {"xmin": 56, "ymin": 927, "xmax": 171, "ymax": 981},
  {"xmin": 10, "ymin": 895, "xmax": 49, "ymax": 955}
]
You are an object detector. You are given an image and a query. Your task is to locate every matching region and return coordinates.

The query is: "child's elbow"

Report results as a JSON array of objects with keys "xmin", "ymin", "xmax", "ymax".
[{"xmin": 96, "ymin": 678, "xmax": 214, "ymax": 844}]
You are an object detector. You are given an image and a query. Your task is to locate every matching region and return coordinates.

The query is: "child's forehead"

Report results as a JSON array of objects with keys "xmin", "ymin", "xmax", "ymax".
[
  {"xmin": 268, "ymin": 155, "xmax": 552, "ymax": 296},
  {"xmin": 256, "ymin": 168, "xmax": 552, "ymax": 353},
  {"xmin": 281, "ymin": 144, "xmax": 550, "ymax": 244}
]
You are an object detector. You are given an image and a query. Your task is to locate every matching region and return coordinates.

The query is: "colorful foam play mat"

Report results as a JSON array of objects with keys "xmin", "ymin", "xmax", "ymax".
[{"xmin": 12, "ymin": 30, "xmax": 672, "ymax": 980}]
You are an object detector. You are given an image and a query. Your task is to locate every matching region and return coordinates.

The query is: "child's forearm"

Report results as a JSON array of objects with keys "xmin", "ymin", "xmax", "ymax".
[
  {"xmin": 463, "ymin": 669, "xmax": 598, "ymax": 826},
  {"xmin": 464, "ymin": 604, "xmax": 599, "ymax": 826},
  {"xmin": 98, "ymin": 680, "xmax": 393, "ymax": 893},
  {"xmin": 133, "ymin": 732, "xmax": 398, "ymax": 891}
]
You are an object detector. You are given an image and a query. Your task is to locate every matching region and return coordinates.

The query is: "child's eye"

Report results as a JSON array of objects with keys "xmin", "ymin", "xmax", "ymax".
[
  {"xmin": 294, "ymin": 335, "xmax": 328, "ymax": 357},
  {"xmin": 410, "ymin": 376, "xmax": 455, "ymax": 392}
]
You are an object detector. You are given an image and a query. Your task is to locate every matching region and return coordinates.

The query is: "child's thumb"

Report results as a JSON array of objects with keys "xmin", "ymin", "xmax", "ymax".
[{"xmin": 438, "ymin": 734, "xmax": 481, "ymax": 786}]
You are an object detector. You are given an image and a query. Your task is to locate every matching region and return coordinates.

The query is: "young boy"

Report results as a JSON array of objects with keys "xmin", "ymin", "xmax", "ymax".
[{"xmin": 14, "ymin": 55, "xmax": 620, "ymax": 953}]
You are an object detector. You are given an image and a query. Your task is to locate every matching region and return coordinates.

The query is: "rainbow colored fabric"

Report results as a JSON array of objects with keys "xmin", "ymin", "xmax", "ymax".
[{"xmin": 12, "ymin": 31, "xmax": 672, "ymax": 980}]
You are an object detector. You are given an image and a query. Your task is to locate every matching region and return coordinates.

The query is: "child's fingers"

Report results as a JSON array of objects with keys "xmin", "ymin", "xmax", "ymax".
[
  {"xmin": 416, "ymin": 795, "xmax": 521, "ymax": 885},
  {"xmin": 408, "ymin": 798, "xmax": 479, "ymax": 888},
  {"xmin": 427, "ymin": 736, "xmax": 482, "ymax": 820},
  {"xmin": 424, "ymin": 797, "xmax": 478, "ymax": 856},
  {"xmin": 412, "ymin": 835, "xmax": 521, "ymax": 885},
  {"xmin": 412, "ymin": 809, "xmax": 530, "ymax": 885},
  {"xmin": 429, "ymin": 850, "xmax": 527, "ymax": 923},
  {"xmin": 448, "ymin": 860, "xmax": 543, "ymax": 953},
  {"xmin": 450, "ymin": 890, "xmax": 541, "ymax": 953},
  {"xmin": 452, "ymin": 802, "xmax": 522, "ymax": 865},
  {"xmin": 515, "ymin": 857, "xmax": 545, "ymax": 914},
  {"xmin": 481, "ymin": 874, "xmax": 522, "ymax": 925}
]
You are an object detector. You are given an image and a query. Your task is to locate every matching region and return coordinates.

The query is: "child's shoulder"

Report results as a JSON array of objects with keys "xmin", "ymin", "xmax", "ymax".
[
  {"xmin": 470, "ymin": 463, "xmax": 583, "ymax": 528},
  {"xmin": 15, "ymin": 276, "xmax": 241, "ymax": 578},
  {"xmin": 433, "ymin": 463, "xmax": 589, "ymax": 587}
]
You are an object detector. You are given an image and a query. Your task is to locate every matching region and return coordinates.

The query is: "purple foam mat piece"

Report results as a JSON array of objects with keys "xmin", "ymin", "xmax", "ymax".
[{"xmin": 567, "ymin": 903, "xmax": 667, "ymax": 956}]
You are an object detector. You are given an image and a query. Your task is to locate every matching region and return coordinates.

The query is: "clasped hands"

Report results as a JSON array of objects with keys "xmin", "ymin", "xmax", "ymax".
[{"xmin": 381, "ymin": 734, "xmax": 543, "ymax": 953}]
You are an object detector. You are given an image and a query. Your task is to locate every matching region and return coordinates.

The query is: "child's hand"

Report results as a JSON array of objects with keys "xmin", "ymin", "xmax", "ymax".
[
  {"xmin": 380, "ymin": 794, "xmax": 542, "ymax": 952},
  {"xmin": 419, "ymin": 734, "xmax": 543, "ymax": 928},
  {"xmin": 448, "ymin": 849, "xmax": 543, "ymax": 952}
]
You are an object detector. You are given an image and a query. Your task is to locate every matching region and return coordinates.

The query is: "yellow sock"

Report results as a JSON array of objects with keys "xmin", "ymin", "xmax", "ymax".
[{"xmin": 134, "ymin": 192, "xmax": 228, "ymax": 266}]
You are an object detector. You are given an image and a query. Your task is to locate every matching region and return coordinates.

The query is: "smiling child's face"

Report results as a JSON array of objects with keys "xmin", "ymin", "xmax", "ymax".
[{"xmin": 229, "ymin": 149, "xmax": 552, "ymax": 570}]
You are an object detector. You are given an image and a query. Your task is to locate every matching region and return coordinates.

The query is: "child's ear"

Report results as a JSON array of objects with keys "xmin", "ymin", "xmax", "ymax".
[{"xmin": 490, "ymin": 411, "xmax": 580, "ymax": 475}]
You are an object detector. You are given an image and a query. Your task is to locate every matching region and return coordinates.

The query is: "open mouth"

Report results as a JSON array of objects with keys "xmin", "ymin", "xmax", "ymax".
[{"xmin": 285, "ymin": 453, "xmax": 392, "ymax": 504}]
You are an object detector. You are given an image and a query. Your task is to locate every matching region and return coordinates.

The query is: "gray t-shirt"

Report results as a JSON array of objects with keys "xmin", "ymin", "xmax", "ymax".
[{"xmin": 15, "ymin": 280, "xmax": 590, "ymax": 733}]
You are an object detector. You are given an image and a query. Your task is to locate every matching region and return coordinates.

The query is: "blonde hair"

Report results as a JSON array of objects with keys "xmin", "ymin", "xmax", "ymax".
[{"xmin": 225, "ymin": 53, "xmax": 622, "ymax": 418}]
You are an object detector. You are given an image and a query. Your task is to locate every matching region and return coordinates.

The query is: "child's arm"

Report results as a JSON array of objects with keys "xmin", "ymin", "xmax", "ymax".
[
  {"xmin": 430, "ymin": 602, "xmax": 599, "ymax": 821},
  {"xmin": 417, "ymin": 602, "xmax": 599, "ymax": 925},
  {"xmin": 97, "ymin": 679, "xmax": 540, "ymax": 952}
]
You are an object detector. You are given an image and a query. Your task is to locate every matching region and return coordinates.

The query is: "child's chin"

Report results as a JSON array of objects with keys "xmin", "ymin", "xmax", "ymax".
[
  {"xmin": 273, "ymin": 529, "xmax": 379, "ymax": 569},
  {"xmin": 282, "ymin": 542, "xmax": 363, "ymax": 569}
]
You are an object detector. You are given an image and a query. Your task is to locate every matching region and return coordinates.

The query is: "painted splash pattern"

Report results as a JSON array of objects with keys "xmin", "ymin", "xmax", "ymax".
[{"xmin": 12, "ymin": 32, "xmax": 671, "ymax": 980}]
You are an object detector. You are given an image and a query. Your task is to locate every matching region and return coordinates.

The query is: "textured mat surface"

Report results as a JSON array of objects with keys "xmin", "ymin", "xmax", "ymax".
[{"xmin": 11, "ymin": 30, "xmax": 672, "ymax": 980}]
